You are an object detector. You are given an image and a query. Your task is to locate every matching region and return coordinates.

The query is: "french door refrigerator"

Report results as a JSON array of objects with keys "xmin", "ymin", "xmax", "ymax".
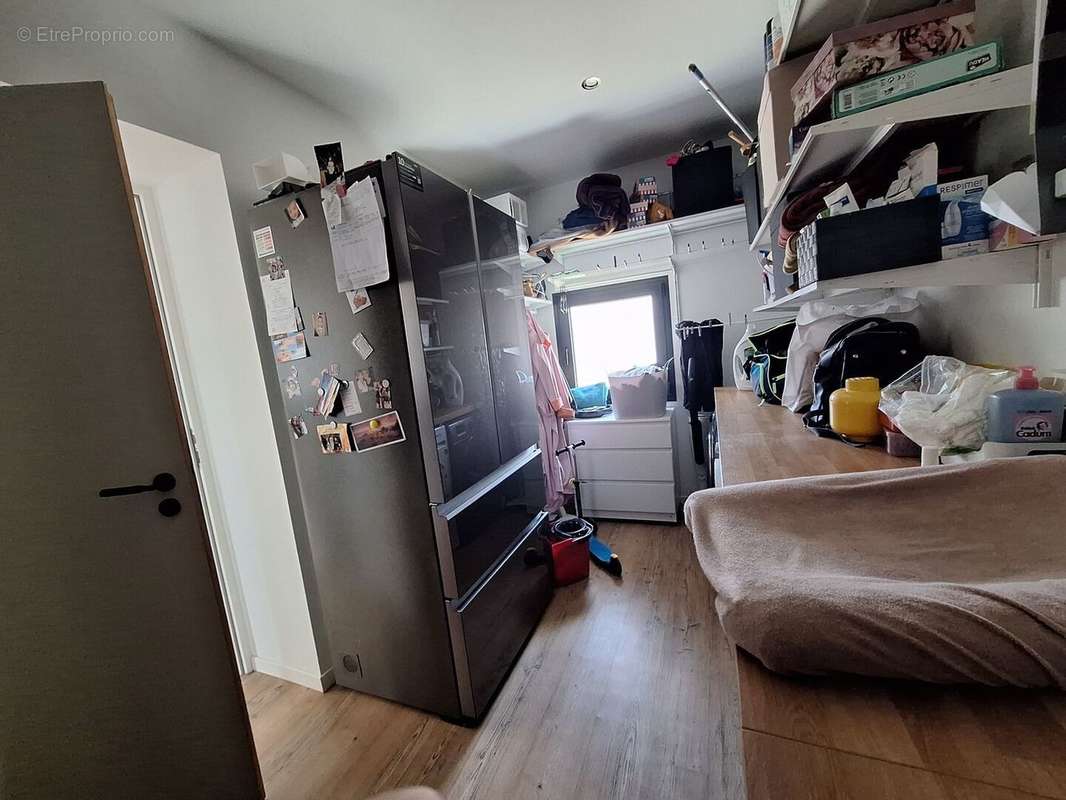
[{"xmin": 245, "ymin": 154, "xmax": 549, "ymax": 721}]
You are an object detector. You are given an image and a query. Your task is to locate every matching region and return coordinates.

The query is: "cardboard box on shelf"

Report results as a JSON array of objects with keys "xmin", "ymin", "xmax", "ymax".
[
  {"xmin": 938, "ymin": 175, "xmax": 991, "ymax": 259},
  {"xmin": 988, "ymin": 219, "xmax": 1056, "ymax": 251},
  {"xmin": 791, "ymin": 0, "xmax": 976, "ymax": 126},
  {"xmin": 833, "ymin": 41, "xmax": 1003, "ymax": 119},
  {"xmin": 757, "ymin": 52, "xmax": 816, "ymax": 207}
]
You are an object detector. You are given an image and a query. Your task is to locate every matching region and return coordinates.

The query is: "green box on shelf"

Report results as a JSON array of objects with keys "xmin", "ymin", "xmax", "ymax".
[{"xmin": 833, "ymin": 41, "xmax": 1003, "ymax": 119}]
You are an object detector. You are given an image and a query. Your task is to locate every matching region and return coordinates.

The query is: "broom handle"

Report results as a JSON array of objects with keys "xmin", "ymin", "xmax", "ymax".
[{"xmin": 688, "ymin": 63, "xmax": 756, "ymax": 145}]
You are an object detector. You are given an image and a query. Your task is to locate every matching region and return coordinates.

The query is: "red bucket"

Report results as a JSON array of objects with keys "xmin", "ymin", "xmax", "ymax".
[{"xmin": 548, "ymin": 518, "xmax": 592, "ymax": 586}]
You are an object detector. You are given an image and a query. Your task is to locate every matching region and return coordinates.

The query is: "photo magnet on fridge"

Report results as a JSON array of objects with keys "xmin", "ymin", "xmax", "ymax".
[
  {"xmin": 289, "ymin": 415, "xmax": 308, "ymax": 439},
  {"xmin": 284, "ymin": 198, "xmax": 306, "ymax": 228},
  {"xmin": 351, "ymin": 411, "xmax": 405, "ymax": 453},
  {"xmin": 267, "ymin": 256, "xmax": 287, "ymax": 280},
  {"xmin": 312, "ymin": 311, "xmax": 329, "ymax": 337},
  {"xmin": 317, "ymin": 422, "xmax": 352, "ymax": 454},
  {"xmin": 355, "ymin": 368, "xmax": 374, "ymax": 393},
  {"xmin": 273, "ymin": 332, "xmax": 309, "ymax": 363},
  {"xmin": 284, "ymin": 367, "xmax": 302, "ymax": 399},
  {"xmin": 314, "ymin": 142, "xmax": 345, "ymax": 189},
  {"xmin": 352, "ymin": 332, "xmax": 374, "ymax": 360},
  {"xmin": 345, "ymin": 287, "xmax": 371, "ymax": 314},
  {"xmin": 373, "ymin": 378, "xmax": 393, "ymax": 410}
]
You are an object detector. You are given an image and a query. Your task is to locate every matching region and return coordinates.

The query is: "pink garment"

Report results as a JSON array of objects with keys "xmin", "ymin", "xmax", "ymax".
[{"xmin": 527, "ymin": 311, "xmax": 575, "ymax": 513}]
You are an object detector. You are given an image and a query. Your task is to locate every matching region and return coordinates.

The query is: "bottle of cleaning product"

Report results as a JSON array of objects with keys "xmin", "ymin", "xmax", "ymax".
[
  {"xmin": 829, "ymin": 376, "xmax": 882, "ymax": 442},
  {"xmin": 985, "ymin": 366, "xmax": 1065, "ymax": 443}
]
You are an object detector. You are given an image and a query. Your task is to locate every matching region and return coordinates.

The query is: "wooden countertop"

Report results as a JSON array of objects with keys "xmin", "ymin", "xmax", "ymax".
[
  {"xmin": 714, "ymin": 387, "xmax": 917, "ymax": 486},
  {"xmin": 710, "ymin": 387, "xmax": 1066, "ymax": 800}
]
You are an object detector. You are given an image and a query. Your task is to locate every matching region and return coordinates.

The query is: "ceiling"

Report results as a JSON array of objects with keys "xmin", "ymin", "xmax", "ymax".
[{"xmin": 155, "ymin": 0, "xmax": 776, "ymax": 195}]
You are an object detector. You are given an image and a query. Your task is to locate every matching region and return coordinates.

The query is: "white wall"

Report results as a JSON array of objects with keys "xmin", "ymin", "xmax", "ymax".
[
  {"xmin": 670, "ymin": 218, "xmax": 766, "ymax": 497},
  {"xmin": 0, "ymin": 0, "xmax": 371, "ymax": 686},
  {"xmin": 129, "ymin": 126, "xmax": 328, "ymax": 690},
  {"xmin": 918, "ymin": 246, "xmax": 1066, "ymax": 375}
]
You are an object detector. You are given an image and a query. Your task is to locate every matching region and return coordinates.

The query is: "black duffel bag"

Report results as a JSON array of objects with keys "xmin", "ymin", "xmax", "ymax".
[{"xmin": 803, "ymin": 317, "xmax": 923, "ymax": 438}]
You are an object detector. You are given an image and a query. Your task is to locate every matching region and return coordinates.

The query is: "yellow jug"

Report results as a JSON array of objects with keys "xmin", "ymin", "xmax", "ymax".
[{"xmin": 829, "ymin": 377, "xmax": 882, "ymax": 442}]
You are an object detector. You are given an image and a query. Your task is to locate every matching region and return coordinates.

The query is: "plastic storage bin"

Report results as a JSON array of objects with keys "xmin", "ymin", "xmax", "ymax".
[{"xmin": 608, "ymin": 367, "xmax": 668, "ymax": 419}]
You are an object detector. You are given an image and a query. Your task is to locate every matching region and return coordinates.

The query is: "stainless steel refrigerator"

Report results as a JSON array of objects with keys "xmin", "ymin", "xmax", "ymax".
[{"xmin": 245, "ymin": 154, "xmax": 549, "ymax": 721}]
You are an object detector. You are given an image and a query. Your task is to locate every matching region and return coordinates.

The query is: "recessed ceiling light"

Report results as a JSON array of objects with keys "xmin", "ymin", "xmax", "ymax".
[{"xmin": 581, "ymin": 76, "xmax": 601, "ymax": 91}]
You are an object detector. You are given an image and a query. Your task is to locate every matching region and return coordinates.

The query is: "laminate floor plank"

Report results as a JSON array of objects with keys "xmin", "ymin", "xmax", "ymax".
[
  {"xmin": 743, "ymin": 729, "xmax": 1053, "ymax": 800},
  {"xmin": 737, "ymin": 651, "xmax": 1066, "ymax": 799},
  {"xmin": 244, "ymin": 523, "xmax": 743, "ymax": 800}
]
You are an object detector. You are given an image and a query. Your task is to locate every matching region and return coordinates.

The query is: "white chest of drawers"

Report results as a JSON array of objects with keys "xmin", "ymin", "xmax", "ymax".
[{"xmin": 565, "ymin": 411, "xmax": 676, "ymax": 523}]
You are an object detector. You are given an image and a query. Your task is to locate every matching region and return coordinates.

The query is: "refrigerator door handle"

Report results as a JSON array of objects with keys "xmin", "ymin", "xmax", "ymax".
[{"xmin": 434, "ymin": 445, "xmax": 539, "ymax": 523}]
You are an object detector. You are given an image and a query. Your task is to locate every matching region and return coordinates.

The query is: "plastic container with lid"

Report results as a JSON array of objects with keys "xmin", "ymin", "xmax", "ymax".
[
  {"xmin": 985, "ymin": 366, "xmax": 1065, "ymax": 443},
  {"xmin": 829, "ymin": 376, "xmax": 882, "ymax": 442}
]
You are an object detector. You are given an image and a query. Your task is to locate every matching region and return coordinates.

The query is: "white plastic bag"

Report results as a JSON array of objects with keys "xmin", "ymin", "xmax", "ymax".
[
  {"xmin": 732, "ymin": 328, "xmax": 754, "ymax": 390},
  {"xmin": 879, "ymin": 356, "xmax": 1016, "ymax": 450},
  {"xmin": 781, "ymin": 294, "xmax": 922, "ymax": 412}
]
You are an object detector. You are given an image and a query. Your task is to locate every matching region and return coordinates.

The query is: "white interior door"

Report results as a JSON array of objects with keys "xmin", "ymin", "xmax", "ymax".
[{"xmin": 0, "ymin": 82, "xmax": 261, "ymax": 798}]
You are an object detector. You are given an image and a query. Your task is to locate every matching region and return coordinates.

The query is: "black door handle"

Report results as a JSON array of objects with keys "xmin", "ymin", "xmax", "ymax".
[{"xmin": 99, "ymin": 472, "xmax": 176, "ymax": 497}]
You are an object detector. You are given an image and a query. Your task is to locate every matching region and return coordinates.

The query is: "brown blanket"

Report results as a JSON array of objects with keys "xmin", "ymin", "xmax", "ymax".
[{"xmin": 685, "ymin": 457, "xmax": 1066, "ymax": 688}]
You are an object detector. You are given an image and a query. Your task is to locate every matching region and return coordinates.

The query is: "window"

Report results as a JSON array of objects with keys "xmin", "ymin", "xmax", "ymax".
[{"xmin": 553, "ymin": 276, "xmax": 675, "ymax": 399}]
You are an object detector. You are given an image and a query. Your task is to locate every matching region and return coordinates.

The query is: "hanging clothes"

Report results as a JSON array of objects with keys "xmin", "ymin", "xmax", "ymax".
[
  {"xmin": 527, "ymin": 311, "xmax": 576, "ymax": 513},
  {"xmin": 678, "ymin": 319, "xmax": 724, "ymax": 465}
]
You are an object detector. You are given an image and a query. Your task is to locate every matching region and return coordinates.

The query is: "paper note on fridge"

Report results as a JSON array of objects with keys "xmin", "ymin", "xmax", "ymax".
[
  {"xmin": 260, "ymin": 273, "xmax": 298, "ymax": 336},
  {"xmin": 326, "ymin": 176, "xmax": 389, "ymax": 293},
  {"xmin": 253, "ymin": 225, "xmax": 275, "ymax": 258}
]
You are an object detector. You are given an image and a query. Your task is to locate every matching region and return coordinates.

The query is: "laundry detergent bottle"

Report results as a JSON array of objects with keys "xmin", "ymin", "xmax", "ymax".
[{"xmin": 985, "ymin": 366, "xmax": 1065, "ymax": 443}]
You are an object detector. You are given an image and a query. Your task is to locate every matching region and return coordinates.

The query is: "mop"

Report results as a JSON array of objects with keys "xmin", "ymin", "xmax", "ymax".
[{"xmin": 555, "ymin": 440, "xmax": 622, "ymax": 577}]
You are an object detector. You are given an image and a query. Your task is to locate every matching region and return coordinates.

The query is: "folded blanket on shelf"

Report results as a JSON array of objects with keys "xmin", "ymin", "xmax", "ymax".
[{"xmin": 685, "ymin": 457, "xmax": 1066, "ymax": 688}]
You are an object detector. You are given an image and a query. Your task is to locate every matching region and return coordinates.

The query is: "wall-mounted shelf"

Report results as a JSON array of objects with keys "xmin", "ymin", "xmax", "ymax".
[
  {"xmin": 775, "ymin": 0, "xmax": 938, "ymax": 66},
  {"xmin": 416, "ymin": 296, "xmax": 449, "ymax": 306},
  {"xmin": 752, "ymin": 244, "xmax": 1054, "ymax": 312},
  {"xmin": 523, "ymin": 295, "xmax": 551, "ymax": 309},
  {"xmin": 750, "ymin": 65, "xmax": 1034, "ymax": 251},
  {"xmin": 423, "ymin": 345, "xmax": 455, "ymax": 353},
  {"xmin": 534, "ymin": 204, "xmax": 747, "ymax": 282}
]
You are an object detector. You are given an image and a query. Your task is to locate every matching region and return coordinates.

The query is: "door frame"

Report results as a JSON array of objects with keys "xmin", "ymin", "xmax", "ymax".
[{"xmin": 133, "ymin": 183, "xmax": 255, "ymax": 674}]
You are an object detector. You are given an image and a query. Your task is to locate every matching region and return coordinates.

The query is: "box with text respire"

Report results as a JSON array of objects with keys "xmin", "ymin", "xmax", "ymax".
[{"xmin": 938, "ymin": 175, "xmax": 991, "ymax": 259}]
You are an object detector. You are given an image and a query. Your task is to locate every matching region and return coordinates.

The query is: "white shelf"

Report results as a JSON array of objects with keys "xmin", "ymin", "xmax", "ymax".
[
  {"xmin": 750, "ymin": 65, "xmax": 1034, "ymax": 251},
  {"xmin": 776, "ymin": 0, "xmax": 941, "ymax": 65},
  {"xmin": 415, "ymin": 296, "xmax": 449, "ymax": 306},
  {"xmin": 523, "ymin": 295, "xmax": 551, "ymax": 309},
  {"xmin": 530, "ymin": 203, "xmax": 746, "ymax": 263},
  {"xmin": 752, "ymin": 245, "xmax": 1044, "ymax": 312}
]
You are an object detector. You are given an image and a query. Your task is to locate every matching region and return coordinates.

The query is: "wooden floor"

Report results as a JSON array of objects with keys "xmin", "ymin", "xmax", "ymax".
[{"xmin": 242, "ymin": 521, "xmax": 745, "ymax": 800}]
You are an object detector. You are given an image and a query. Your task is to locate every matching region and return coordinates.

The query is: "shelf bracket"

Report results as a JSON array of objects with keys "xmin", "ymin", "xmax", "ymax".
[{"xmin": 1034, "ymin": 239, "xmax": 1059, "ymax": 309}]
